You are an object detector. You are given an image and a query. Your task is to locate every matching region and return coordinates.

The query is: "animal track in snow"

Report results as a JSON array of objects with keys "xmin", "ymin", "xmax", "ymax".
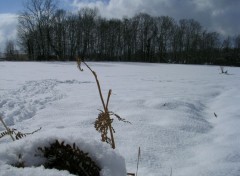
[{"xmin": 0, "ymin": 79, "xmax": 90, "ymax": 129}]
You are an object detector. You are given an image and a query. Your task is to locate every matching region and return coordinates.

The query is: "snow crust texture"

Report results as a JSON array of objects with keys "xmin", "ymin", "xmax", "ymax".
[{"xmin": 0, "ymin": 62, "xmax": 240, "ymax": 176}]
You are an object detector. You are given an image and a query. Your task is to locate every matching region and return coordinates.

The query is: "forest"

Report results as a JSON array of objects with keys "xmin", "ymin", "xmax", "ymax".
[{"xmin": 5, "ymin": 0, "xmax": 240, "ymax": 66}]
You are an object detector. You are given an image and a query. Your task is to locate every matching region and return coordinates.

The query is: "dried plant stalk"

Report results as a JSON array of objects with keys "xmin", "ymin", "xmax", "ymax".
[
  {"xmin": 0, "ymin": 115, "xmax": 15, "ymax": 141},
  {"xmin": 77, "ymin": 57, "xmax": 106, "ymax": 109},
  {"xmin": 136, "ymin": 147, "xmax": 141, "ymax": 176},
  {"xmin": 77, "ymin": 57, "xmax": 134, "ymax": 174},
  {"xmin": 77, "ymin": 57, "xmax": 116, "ymax": 149},
  {"xmin": 105, "ymin": 89, "xmax": 115, "ymax": 149}
]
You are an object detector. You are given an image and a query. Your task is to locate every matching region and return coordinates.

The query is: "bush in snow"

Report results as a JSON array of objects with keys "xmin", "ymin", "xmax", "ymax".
[{"xmin": 0, "ymin": 133, "xmax": 127, "ymax": 176}]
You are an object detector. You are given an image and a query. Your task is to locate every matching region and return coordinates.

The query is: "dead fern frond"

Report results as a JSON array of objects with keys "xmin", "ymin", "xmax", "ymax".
[
  {"xmin": 76, "ymin": 57, "xmax": 135, "ymax": 174},
  {"xmin": 15, "ymin": 127, "xmax": 42, "ymax": 140},
  {"xmin": 0, "ymin": 115, "xmax": 15, "ymax": 141},
  {"xmin": 110, "ymin": 112, "xmax": 131, "ymax": 124},
  {"xmin": 94, "ymin": 110, "xmax": 131, "ymax": 146},
  {"xmin": 0, "ymin": 127, "xmax": 42, "ymax": 140},
  {"xmin": 1, "ymin": 115, "xmax": 41, "ymax": 141},
  {"xmin": 76, "ymin": 57, "xmax": 130, "ymax": 149},
  {"xmin": 94, "ymin": 111, "xmax": 113, "ymax": 144},
  {"xmin": 0, "ymin": 128, "xmax": 16, "ymax": 140}
]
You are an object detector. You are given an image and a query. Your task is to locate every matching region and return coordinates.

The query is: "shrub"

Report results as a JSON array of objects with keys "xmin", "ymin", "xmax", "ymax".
[{"xmin": 13, "ymin": 140, "xmax": 101, "ymax": 176}]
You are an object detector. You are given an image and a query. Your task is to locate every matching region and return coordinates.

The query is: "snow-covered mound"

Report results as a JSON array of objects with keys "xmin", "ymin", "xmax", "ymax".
[{"xmin": 0, "ymin": 130, "xmax": 126, "ymax": 176}]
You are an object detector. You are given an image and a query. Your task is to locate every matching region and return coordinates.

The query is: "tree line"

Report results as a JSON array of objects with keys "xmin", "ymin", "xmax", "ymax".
[{"xmin": 6, "ymin": 0, "xmax": 240, "ymax": 66}]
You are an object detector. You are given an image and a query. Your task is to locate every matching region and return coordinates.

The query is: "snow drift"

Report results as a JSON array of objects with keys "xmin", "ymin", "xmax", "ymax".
[
  {"xmin": 0, "ymin": 131, "xmax": 127, "ymax": 176},
  {"xmin": 0, "ymin": 62, "xmax": 240, "ymax": 175}
]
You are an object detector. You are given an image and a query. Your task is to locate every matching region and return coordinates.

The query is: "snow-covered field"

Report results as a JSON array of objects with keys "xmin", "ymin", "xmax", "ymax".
[{"xmin": 0, "ymin": 61, "xmax": 240, "ymax": 176}]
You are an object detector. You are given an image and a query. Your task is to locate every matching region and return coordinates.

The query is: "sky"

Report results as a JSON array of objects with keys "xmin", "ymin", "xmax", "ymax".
[{"xmin": 0, "ymin": 0, "xmax": 240, "ymax": 52}]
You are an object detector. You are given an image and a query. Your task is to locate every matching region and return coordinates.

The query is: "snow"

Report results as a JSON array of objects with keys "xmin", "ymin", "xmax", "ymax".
[
  {"xmin": 0, "ymin": 61, "xmax": 240, "ymax": 176},
  {"xmin": 0, "ymin": 133, "xmax": 126, "ymax": 176}
]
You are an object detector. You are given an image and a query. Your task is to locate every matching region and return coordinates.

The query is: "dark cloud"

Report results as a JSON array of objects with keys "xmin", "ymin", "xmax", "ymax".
[
  {"xmin": 209, "ymin": 0, "xmax": 240, "ymax": 35},
  {"xmin": 72, "ymin": 0, "xmax": 240, "ymax": 36}
]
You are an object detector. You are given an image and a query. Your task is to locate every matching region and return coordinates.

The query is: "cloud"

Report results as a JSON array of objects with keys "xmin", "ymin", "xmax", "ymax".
[
  {"xmin": 0, "ymin": 13, "xmax": 18, "ymax": 52},
  {"xmin": 71, "ymin": 0, "xmax": 240, "ymax": 36},
  {"xmin": 209, "ymin": 0, "xmax": 240, "ymax": 36}
]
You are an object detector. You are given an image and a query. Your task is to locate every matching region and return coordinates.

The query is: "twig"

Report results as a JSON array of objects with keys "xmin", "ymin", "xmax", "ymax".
[
  {"xmin": 105, "ymin": 89, "xmax": 115, "ymax": 149},
  {"xmin": 0, "ymin": 116, "xmax": 15, "ymax": 141},
  {"xmin": 136, "ymin": 147, "xmax": 141, "ymax": 176},
  {"xmin": 82, "ymin": 61, "xmax": 106, "ymax": 111},
  {"xmin": 24, "ymin": 127, "xmax": 42, "ymax": 135},
  {"xmin": 106, "ymin": 89, "xmax": 112, "ymax": 111}
]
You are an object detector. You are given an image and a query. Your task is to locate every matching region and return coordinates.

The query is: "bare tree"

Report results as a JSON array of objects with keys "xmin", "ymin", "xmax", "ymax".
[
  {"xmin": 49, "ymin": 9, "xmax": 67, "ymax": 60},
  {"xmin": 155, "ymin": 16, "xmax": 176, "ymax": 62},
  {"xmin": 77, "ymin": 7, "xmax": 98, "ymax": 58},
  {"xmin": 18, "ymin": 0, "xmax": 58, "ymax": 60},
  {"xmin": 133, "ymin": 13, "xmax": 157, "ymax": 62},
  {"xmin": 5, "ymin": 40, "xmax": 16, "ymax": 60},
  {"xmin": 16, "ymin": 3, "xmax": 240, "ymax": 65},
  {"xmin": 222, "ymin": 36, "xmax": 232, "ymax": 51},
  {"xmin": 234, "ymin": 35, "xmax": 240, "ymax": 49}
]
